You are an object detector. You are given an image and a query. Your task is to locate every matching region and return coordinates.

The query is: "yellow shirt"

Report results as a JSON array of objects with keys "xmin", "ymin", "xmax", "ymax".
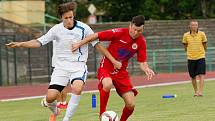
[{"xmin": 182, "ymin": 31, "xmax": 207, "ymax": 60}]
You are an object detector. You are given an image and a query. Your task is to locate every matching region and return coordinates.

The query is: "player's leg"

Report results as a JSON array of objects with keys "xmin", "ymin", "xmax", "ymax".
[
  {"xmin": 57, "ymin": 86, "xmax": 68, "ymax": 109},
  {"xmin": 61, "ymin": 87, "xmax": 68, "ymax": 107},
  {"xmin": 198, "ymin": 74, "xmax": 204, "ymax": 96},
  {"xmin": 63, "ymin": 66, "xmax": 87, "ymax": 121},
  {"xmin": 113, "ymin": 73, "xmax": 138, "ymax": 121},
  {"xmin": 56, "ymin": 90, "xmax": 62, "ymax": 106},
  {"xmin": 42, "ymin": 68, "xmax": 70, "ymax": 121},
  {"xmin": 41, "ymin": 88, "xmax": 61, "ymax": 115},
  {"xmin": 120, "ymin": 91, "xmax": 135, "ymax": 121},
  {"xmin": 97, "ymin": 69, "xmax": 113, "ymax": 116},
  {"xmin": 99, "ymin": 77, "xmax": 113, "ymax": 116},
  {"xmin": 191, "ymin": 77, "xmax": 198, "ymax": 96},
  {"xmin": 188, "ymin": 60, "xmax": 198, "ymax": 96},
  {"xmin": 197, "ymin": 58, "xmax": 206, "ymax": 96},
  {"xmin": 45, "ymin": 88, "xmax": 63, "ymax": 121},
  {"xmin": 63, "ymin": 79, "xmax": 84, "ymax": 121}
]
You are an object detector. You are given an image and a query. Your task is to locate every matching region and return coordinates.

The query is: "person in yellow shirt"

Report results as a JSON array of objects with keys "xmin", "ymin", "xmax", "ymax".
[{"xmin": 182, "ymin": 20, "xmax": 207, "ymax": 97}]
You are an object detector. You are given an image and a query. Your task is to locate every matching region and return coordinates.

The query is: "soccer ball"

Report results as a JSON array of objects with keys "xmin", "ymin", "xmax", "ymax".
[{"xmin": 101, "ymin": 111, "xmax": 119, "ymax": 121}]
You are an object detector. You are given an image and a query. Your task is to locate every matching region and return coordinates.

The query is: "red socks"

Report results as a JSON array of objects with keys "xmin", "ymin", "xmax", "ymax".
[
  {"xmin": 100, "ymin": 89, "xmax": 134, "ymax": 121},
  {"xmin": 99, "ymin": 89, "xmax": 110, "ymax": 116},
  {"xmin": 120, "ymin": 106, "xmax": 134, "ymax": 121}
]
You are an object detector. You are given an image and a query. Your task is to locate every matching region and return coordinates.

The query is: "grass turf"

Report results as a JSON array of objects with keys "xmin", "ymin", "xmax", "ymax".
[{"xmin": 1, "ymin": 80, "xmax": 215, "ymax": 121}]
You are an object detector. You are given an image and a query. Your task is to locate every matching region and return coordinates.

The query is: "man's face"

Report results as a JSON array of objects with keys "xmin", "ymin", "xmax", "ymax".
[
  {"xmin": 190, "ymin": 21, "xmax": 198, "ymax": 32},
  {"xmin": 129, "ymin": 24, "xmax": 144, "ymax": 39},
  {"xmin": 62, "ymin": 11, "xmax": 74, "ymax": 28}
]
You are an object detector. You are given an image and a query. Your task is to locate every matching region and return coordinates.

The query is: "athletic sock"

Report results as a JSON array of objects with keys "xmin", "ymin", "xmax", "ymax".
[
  {"xmin": 41, "ymin": 97, "xmax": 58, "ymax": 115},
  {"xmin": 120, "ymin": 106, "xmax": 134, "ymax": 121},
  {"xmin": 62, "ymin": 93, "xmax": 81, "ymax": 121},
  {"xmin": 99, "ymin": 89, "xmax": 110, "ymax": 116}
]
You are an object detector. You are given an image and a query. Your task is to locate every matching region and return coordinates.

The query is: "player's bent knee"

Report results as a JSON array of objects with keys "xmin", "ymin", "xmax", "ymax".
[
  {"xmin": 46, "ymin": 98, "xmax": 55, "ymax": 103},
  {"xmin": 72, "ymin": 87, "xmax": 83, "ymax": 95},
  {"xmin": 71, "ymin": 80, "xmax": 84, "ymax": 94},
  {"xmin": 47, "ymin": 85, "xmax": 65, "ymax": 103},
  {"xmin": 103, "ymin": 84, "xmax": 112, "ymax": 91},
  {"xmin": 102, "ymin": 80, "xmax": 113, "ymax": 91},
  {"xmin": 46, "ymin": 95, "xmax": 57, "ymax": 103}
]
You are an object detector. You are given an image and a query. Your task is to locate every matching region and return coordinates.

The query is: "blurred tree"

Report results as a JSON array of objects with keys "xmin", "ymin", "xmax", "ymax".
[
  {"xmin": 45, "ymin": 0, "xmax": 215, "ymax": 23},
  {"xmin": 207, "ymin": 0, "xmax": 215, "ymax": 18},
  {"xmin": 92, "ymin": 0, "xmax": 144, "ymax": 21},
  {"xmin": 45, "ymin": 0, "xmax": 90, "ymax": 23}
]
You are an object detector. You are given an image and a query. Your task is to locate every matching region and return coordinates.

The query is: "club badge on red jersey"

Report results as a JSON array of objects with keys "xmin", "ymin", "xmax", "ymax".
[{"xmin": 132, "ymin": 43, "xmax": 138, "ymax": 50}]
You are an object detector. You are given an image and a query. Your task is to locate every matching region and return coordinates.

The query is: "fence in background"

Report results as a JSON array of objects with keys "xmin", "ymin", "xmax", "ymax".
[{"xmin": 0, "ymin": 19, "xmax": 215, "ymax": 86}]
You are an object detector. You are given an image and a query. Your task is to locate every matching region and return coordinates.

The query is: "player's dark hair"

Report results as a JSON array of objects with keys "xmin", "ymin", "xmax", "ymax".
[
  {"xmin": 58, "ymin": 2, "xmax": 77, "ymax": 17},
  {"xmin": 131, "ymin": 15, "xmax": 145, "ymax": 27}
]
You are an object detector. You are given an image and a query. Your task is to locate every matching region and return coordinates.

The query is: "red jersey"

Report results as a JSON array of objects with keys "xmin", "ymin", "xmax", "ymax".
[{"xmin": 98, "ymin": 28, "xmax": 147, "ymax": 72}]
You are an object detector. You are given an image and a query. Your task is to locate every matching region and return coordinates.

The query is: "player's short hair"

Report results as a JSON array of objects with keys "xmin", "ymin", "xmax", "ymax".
[
  {"xmin": 131, "ymin": 15, "xmax": 145, "ymax": 27},
  {"xmin": 58, "ymin": 2, "xmax": 77, "ymax": 17}
]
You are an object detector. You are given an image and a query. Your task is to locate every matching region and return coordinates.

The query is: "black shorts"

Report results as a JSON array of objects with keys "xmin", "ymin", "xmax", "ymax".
[{"xmin": 188, "ymin": 58, "xmax": 206, "ymax": 78}]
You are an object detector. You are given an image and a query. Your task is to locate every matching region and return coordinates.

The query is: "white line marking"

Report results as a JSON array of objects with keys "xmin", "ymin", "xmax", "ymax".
[{"xmin": 1, "ymin": 78, "xmax": 215, "ymax": 102}]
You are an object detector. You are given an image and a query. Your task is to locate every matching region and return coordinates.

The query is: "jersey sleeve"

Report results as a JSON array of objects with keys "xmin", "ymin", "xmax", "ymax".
[
  {"xmin": 51, "ymin": 40, "xmax": 56, "ymax": 67},
  {"xmin": 97, "ymin": 28, "xmax": 121, "ymax": 41},
  {"xmin": 85, "ymin": 24, "xmax": 99, "ymax": 47},
  {"xmin": 182, "ymin": 33, "xmax": 187, "ymax": 44},
  {"xmin": 137, "ymin": 37, "xmax": 147, "ymax": 62},
  {"xmin": 37, "ymin": 25, "xmax": 56, "ymax": 45},
  {"xmin": 201, "ymin": 32, "xmax": 207, "ymax": 43}
]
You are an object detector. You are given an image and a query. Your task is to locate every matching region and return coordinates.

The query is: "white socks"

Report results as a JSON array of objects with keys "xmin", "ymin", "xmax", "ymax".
[
  {"xmin": 63, "ymin": 93, "xmax": 81, "ymax": 121},
  {"xmin": 47, "ymin": 101, "xmax": 58, "ymax": 115},
  {"xmin": 41, "ymin": 97, "xmax": 58, "ymax": 115}
]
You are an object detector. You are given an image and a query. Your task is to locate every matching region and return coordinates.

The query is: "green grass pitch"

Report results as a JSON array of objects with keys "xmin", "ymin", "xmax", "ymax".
[{"xmin": 1, "ymin": 80, "xmax": 215, "ymax": 121}]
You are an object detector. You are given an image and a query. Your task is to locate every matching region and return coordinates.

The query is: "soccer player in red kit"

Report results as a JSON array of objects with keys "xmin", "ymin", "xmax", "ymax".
[{"xmin": 72, "ymin": 15, "xmax": 154, "ymax": 121}]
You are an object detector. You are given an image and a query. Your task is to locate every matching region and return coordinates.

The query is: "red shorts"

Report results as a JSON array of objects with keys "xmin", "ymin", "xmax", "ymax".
[{"xmin": 97, "ymin": 68, "xmax": 138, "ymax": 96}]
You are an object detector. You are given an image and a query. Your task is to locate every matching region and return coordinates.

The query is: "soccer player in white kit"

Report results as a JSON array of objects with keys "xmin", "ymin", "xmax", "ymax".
[
  {"xmin": 50, "ymin": 40, "xmax": 68, "ymax": 120},
  {"xmin": 6, "ymin": 2, "xmax": 121, "ymax": 121}
]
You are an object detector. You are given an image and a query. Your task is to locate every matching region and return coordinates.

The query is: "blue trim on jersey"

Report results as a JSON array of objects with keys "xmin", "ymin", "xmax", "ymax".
[
  {"xmin": 81, "ymin": 67, "xmax": 87, "ymax": 81},
  {"xmin": 78, "ymin": 56, "xmax": 81, "ymax": 61},
  {"xmin": 75, "ymin": 24, "xmax": 85, "ymax": 61},
  {"xmin": 71, "ymin": 66, "xmax": 87, "ymax": 84},
  {"xmin": 75, "ymin": 25, "xmax": 85, "ymax": 40}
]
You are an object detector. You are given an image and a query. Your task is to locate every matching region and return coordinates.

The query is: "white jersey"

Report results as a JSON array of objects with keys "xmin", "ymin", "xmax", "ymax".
[
  {"xmin": 38, "ymin": 21, "xmax": 98, "ymax": 71},
  {"xmin": 52, "ymin": 40, "xmax": 56, "ymax": 67}
]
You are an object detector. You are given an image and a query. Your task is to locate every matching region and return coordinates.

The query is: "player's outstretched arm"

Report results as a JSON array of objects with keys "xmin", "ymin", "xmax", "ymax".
[
  {"xmin": 6, "ymin": 39, "xmax": 41, "ymax": 48},
  {"xmin": 95, "ymin": 43, "xmax": 122, "ymax": 69},
  {"xmin": 139, "ymin": 62, "xmax": 155, "ymax": 80},
  {"xmin": 71, "ymin": 33, "xmax": 98, "ymax": 52}
]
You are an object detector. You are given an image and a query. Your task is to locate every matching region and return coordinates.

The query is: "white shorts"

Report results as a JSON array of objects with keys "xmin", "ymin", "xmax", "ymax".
[{"xmin": 50, "ymin": 65, "xmax": 88, "ymax": 86}]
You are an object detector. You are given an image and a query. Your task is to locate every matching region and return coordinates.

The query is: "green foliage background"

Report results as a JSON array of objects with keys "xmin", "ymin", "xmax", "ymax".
[{"xmin": 45, "ymin": 0, "xmax": 215, "ymax": 23}]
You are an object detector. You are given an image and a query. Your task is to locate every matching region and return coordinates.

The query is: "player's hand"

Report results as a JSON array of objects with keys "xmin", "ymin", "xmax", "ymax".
[
  {"xmin": 113, "ymin": 60, "xmax": 122, "ymax": 70},
  {"xmin": 71, "ymin": 42, "xmax": 81, "ymax": 52},
  {"xmin": 144, "ymin": 68, "xmax": 155, "ymax": 80},
  {"xmin": 5, "ymin": 42, "xmax": 22, "ymax": 48}
]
